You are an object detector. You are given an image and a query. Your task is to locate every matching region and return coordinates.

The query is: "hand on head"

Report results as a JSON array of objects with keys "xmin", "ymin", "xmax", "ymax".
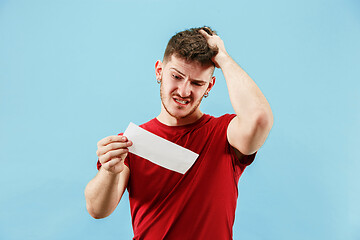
[{"xmin": 198, "ymin": 27, "xmax": 229, "ymax": 68}]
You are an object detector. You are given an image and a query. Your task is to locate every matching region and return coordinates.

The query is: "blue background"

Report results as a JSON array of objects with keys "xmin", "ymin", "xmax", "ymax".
[{"xmin": 1, "ymin": 0, "xmax": 359, "ymax": 239}]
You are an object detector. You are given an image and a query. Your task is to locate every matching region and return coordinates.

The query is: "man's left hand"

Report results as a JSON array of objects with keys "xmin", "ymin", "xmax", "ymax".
[{"xmin": 199, "ymin": 28, "xmax": 230, "ymax": 68}]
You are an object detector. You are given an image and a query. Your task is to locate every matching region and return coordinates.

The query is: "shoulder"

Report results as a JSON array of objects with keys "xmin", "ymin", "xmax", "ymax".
[
  {"xmin": 215, "ymin": 113, "xmax": 236, "ymax": 122},
  {"xmin": 207, "ymin": 113, "xmax": 236, "ymax": 128},
  {"xmin": 197, "ymin": 113, "xmax": 236, "ymax": 138},
  {"xmin": 138, "ymin": 118, "xmax": 158, "ymax": 131}
]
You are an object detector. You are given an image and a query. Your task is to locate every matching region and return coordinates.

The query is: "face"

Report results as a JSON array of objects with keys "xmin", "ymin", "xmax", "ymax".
[{"xmin": 155, "ymin": 55, "xmax": 215, "ymax": 125}]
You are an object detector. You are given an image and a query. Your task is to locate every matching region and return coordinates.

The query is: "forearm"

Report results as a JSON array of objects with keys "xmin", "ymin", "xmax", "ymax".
[
  {"xmin": 219, "ymin": 54, "xmax": 272, "ymax": 122},
  {"xmin": 85, "ymin": 167, "xmax": 123, "ymax": 219}
]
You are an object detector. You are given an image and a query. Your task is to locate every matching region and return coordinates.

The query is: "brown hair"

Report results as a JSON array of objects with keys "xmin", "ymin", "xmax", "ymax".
[{"xmin": 163, "ymin": 26, "xmax": 218, "ymax": 66}]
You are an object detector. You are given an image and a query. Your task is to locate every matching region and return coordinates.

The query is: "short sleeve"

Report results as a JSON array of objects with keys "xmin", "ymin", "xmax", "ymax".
[
  {"xmin": 231, "ymin": 147, "xmax": 256, "ymax": 166},
  {"xmin": 124, "ymin": 154, "xmax": 130, "ymax": 168},
  {"xmin": 97, "ymin": 159, "xmax": 102, "ymax": 170},
  {"xmin": 219, "ymin": 114, "xmax": 257, "ymax": 166},
  {"xmin": 217, "ymin": 114, "xmax": 257, "ymax": 167}
]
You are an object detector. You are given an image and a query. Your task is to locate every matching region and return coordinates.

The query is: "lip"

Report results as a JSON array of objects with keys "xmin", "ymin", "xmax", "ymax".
[{"xmin": 173, "ymin": 97, "xmax": 190, "ymax": 106}]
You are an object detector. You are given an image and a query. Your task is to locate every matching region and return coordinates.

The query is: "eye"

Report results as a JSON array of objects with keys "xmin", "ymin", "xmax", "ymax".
[
  {"xmin": 191, "ymin": 81, "xmax": 204, "ymax": 86},
  {"xmin": 172, "ymin": 74, "xmax": 181, "ymax": 80}
]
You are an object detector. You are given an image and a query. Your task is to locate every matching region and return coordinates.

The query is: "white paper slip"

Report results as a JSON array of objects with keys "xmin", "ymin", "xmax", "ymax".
[{"xmin": 123, "ymin": 122, "xmax": 199, "ymax": 174}]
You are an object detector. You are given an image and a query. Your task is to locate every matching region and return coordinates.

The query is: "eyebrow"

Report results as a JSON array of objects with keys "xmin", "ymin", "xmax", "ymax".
[{"xmin": 170, "ymin": 68, "xmax": 208, "ymax": 84}]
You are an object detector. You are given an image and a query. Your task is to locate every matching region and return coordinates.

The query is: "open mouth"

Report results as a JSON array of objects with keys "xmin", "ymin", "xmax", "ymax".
[{"xmin": 173, "ymin": 97, "xmax": 190, "ymax": 105}]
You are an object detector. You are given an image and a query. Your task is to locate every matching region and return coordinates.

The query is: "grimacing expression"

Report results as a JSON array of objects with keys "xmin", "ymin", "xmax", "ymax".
[{"xmin": 157, "ymin": 55, "xmax": 215, "ymax": 120}]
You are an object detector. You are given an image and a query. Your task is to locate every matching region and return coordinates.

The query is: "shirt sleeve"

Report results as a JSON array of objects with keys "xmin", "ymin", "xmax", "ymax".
[
  {"xmin": 230, "ymin": 147, "xmax": 256, "ymax": 166},
  {"xmin": 124, "ymin": 154, "xmax": 130, "ymax": 168},
  {"xmin": 96, "ymin": 159, "xmax": 102, "ymax": 170}
]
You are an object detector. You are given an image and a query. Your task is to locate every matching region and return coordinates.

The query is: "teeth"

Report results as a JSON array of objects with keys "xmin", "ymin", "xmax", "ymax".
[{"xmin": 175, "ymin": 99, "xmax": 188, "ymax": 104}]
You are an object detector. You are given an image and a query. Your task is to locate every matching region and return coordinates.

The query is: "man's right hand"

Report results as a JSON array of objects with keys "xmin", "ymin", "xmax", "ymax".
[{"xmin": 96, "ymin": 135, "xmax": 133, "ymax": 174}]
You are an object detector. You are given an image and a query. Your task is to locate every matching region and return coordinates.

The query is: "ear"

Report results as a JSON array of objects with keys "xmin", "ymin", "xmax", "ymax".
[
  {"xmin": 207, "ymin": 76, "xmax": 216, "ymax": 93},
  {"xmin": 155, "ymin": 60, "xmax": 163, "ymax": 80}
]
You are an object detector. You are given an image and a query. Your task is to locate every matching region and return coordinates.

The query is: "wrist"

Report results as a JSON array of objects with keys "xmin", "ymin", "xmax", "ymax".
[
  {"xmin": 215, "ymin": 52, "xmax": 232, "ymax": 68},
  {"xmin": 100, "ymin": 166, "xmax": 121, "ymax": 179}
]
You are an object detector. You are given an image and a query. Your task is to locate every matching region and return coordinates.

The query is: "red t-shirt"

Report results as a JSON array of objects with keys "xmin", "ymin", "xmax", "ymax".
[{"xmin": 121, "ymin": 114, "xmax": 256, "ymax": 239}]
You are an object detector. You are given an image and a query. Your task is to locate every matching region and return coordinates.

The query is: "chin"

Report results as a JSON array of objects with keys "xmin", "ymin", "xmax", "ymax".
[
  {"xmin": 169, "ymin": 111, "xmax": 190, "ymax": 120},
  {"xmin": 170, "ymin": 107, "xmax": 198, "ymax": 120}
]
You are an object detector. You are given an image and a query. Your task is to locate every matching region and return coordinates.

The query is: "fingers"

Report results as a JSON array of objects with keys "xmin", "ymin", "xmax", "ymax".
[
  {"xmin": 96, "ymin": 141, "xmax": 132, "ymax": 156},
  {"xmin": 97, "ymin": 135, "xmax": 133, "ymax": 171},
  {"xmin": 198, "ymin": 29, "xmax": 221, "ymax": 47},
  {"xmin": 101, "ymin": 158, "xmax": 125, "ymax": 173},
  {"xmin": 100, "ymin": 148, "xmax": 128, "ymax": 161},
  {"xmin": 98, "ymin": 147, "xmax": 128, "ymax": 169},
  {"xmin": 199, "ymin": 26, "xmax": 214, "ymax": 35},
  {"xmin": 97, "ymin": 135, "xmax": 128, "ymax": 147},
  {"xmin": 102, "ymin": 157, "xmax": 122, "ymax": 169},
  {"xmin": 198, "ymin": 28, "xmax": 227, "ymax": 69},
  {"xmin": 198, "ymin": 29, "xmax": 211, "ymax": 39}
]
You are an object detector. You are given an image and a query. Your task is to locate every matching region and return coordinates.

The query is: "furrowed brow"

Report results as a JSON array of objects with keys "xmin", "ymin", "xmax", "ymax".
[
  {"xmin": 170, "ymin": 68, "xmax": 207, "ymax": 83},
  {"xmin": 170, "ymin": 68, "xmax": 185, "ymax": 77},
  {"xmin": 192, "ymin": 79, "xmax": 207, "ymax": 85}
]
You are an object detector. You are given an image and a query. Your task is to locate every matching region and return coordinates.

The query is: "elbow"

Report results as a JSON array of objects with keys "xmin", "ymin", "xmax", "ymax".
[
  {"xmin": 86, "ymin": 202, "xmax": 108, "ymax": 219},
  {"xmin": 245, "ymin": 109, "xmax": 273, "ymax": 151},
  {"xmin": 84, "ymin": 188, "xmax": 109, "ymax": 219},
  {"xmin": 89, "ymin": 212, "xmax": 106, "ymax": 220},
  {"xmin": 255, "ymin": 107, "xmax": 273, "ymax": 132},
  {"xmin": 86, "ymin": 203, "xmax": 99, "ymax": 219}
]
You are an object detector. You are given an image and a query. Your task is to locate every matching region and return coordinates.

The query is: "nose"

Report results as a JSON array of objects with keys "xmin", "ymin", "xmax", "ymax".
[{"xmin": 177, "ymin": 80, "xmax": 191, "ymax": 97}]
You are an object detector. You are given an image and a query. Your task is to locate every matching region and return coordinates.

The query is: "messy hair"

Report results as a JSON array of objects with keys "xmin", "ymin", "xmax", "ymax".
[{"xmin": 163, "ymin": 26, "xmax": 218, "ymax": 66}]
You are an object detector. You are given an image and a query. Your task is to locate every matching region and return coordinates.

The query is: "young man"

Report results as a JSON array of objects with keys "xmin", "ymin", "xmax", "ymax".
[{"xmin": 85, "ymin": 27, "xmax": 273, "ymax": 239}]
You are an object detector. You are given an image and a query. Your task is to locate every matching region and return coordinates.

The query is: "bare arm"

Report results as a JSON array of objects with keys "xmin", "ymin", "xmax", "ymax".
[
  {"xmin": 200, "ymin": 29, "xmax": 273, "ymax": 155},
  {"xmin": 85, "ymin": 135, "xmax": 132, "ymax": 219}
]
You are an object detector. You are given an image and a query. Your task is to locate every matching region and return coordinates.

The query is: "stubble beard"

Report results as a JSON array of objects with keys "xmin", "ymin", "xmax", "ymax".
[{"xmin": 160, "ymin": 84, "xmax": 204, "ymax": 120}]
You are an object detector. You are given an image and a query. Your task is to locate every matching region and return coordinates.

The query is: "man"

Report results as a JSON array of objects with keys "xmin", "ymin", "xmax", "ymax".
[{"xmin": 85, "ymin": 27, "xmax": 273, "ymax": 239}]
